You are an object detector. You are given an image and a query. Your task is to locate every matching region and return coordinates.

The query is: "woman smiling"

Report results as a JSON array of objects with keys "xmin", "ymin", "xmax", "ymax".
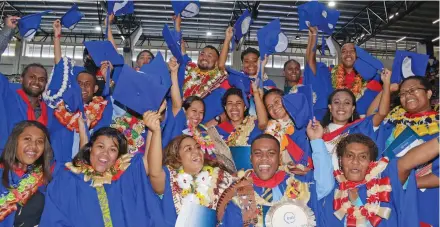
[{"xmin": 0, "ymin": 121, "xmax": 53, "ymax": 227}]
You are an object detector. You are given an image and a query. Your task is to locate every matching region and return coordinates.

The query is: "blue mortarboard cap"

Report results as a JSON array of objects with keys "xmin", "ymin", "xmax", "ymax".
[
  {"xmin": 61, "ymin": 4, "xmax": 84, "ymax": 29},
  {"xmin": 230, "ymin": 146, "xmax": 252, "ymax": 171},
  {"xmin": 83, "ymin": 41, "xmax": 124, "ymax": 66},
  {"xmin": 283, "ymin": 91, "xmax": 313, "ymax": 129},
  {"xmin": 202, "ymin": 88, "xmax": 226, "ymax": 123},
  {"xmin": 18, "ymin": 10, "xmax": 51, "ymax": 41},
  {"xmin": 231, "ymin": 10, "xmax": 252, "ymax": 51},
  {"xmin": 113, "ymin": 65, "xmax": 170, "ymax": 115},
  {"xmin": 108, "ymin": 0, "xmax": 134, "ymax": 16},
  {"xmin": 354, "ymin": 46, "xmax": 384, "ymax": 81},
  {"xmin": 298, "ymin": 1, "xmax": 340, "ymax": 35},
  {"xmin": 391, "ymin": 50, "xmax": 429, "ymax": 84},
  {"xmin": 171, "ymin": 0, "xmax": 200, "ymax": 18},
  {"xmin": 162, "ymin": 24, "xmax": 183, "ymax": 63},
  {"xmin": 257, "ymin": 19, "xmax": 288, "ymax": 60},
  {"xmin": 139, "ymin": 52, "xmax": 172, "ymax": 88},
  {"xmin": 227, "ymin": 69, "xmax": 250, "ymax": 108}
]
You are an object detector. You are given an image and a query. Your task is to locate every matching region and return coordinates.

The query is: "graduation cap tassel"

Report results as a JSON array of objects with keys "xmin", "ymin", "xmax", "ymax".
[{"xmin": 257, "ymin": 61, "xmax": 263, "ymax": 89}]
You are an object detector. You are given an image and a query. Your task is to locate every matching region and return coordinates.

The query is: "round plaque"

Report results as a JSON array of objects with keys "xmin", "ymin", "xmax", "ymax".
[{"xmin": 265, "ymin": 200, "xmax": 316, "ymax": 227}]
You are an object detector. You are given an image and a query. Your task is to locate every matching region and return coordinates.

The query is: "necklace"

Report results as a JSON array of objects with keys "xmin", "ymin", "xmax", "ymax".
[
  {"xmin": 54, "ymin": 96, "xmax": 108, "ymax": 131},
  {"xmin": 385, "ymin": 106, "xmax": 439, "ymax": 137},
  {"xmin": 331, "ymin": 64, "xmax": 366, "ymax": 99},
  {"xmin": 111, "ymin": 113, "xmax": 145, "ymax": 154},
  {"xmin": 226, "ymin": 116, "xmax": 256, "ymax": 147},
  {"xmin": 333, "ymin": 157, "xmax": 392, "ymax": 227},
  {"xmin": 182, "ymin": 62, "xmax": 227, "ymax": 99}
]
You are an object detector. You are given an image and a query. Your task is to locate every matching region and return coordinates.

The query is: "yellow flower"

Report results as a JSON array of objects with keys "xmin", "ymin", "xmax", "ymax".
[{"xmin": 202, "ymin": 166, "xmax": 214, "ymax": 175}]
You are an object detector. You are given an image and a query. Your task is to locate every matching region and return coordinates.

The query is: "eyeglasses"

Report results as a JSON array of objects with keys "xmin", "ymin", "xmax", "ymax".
[{"xmin": 398, "ymin": 87, "xmax": 427, "ymax": 98}]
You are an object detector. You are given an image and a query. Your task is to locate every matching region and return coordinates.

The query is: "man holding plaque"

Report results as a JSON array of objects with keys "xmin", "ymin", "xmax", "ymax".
[{"xmin": 217, "ymin": 121, "xmax": 334, "ymax": 227}]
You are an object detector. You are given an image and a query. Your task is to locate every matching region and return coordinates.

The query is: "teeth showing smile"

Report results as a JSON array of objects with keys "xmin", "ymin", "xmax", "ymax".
[
  {"xmin": 192, "ymin": 156, "xmax": 201, "ymax": 162},
  {"xmin": 337, "ymin": 111, "xmax": 346, "ymax": 115},
  {"xmin": 98, "ymin": 158, "xmax": 108, "ymax": 164},
  {"xmin": 258, "ymin": 165, "xmax": 271, "ymax": 172},
  {"xmin": 25, "ymin": 150, "xmax": 37, "ymax": 158}
]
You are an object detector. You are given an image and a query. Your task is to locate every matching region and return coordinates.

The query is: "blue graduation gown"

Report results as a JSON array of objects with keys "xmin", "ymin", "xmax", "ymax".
[
  {"xmin": 377, "ymin": 119, "xmax": 439, "ymax": 227},
  {"xmin": 50, "ymin": 96, "xmax": 113, "ymax": 163},
  {"xmin": 39, "ymin": 154, "xmax": 164, "ymax": 227},
  {"xmin": 317, "ymin": 159, "xmax": 419, "ymax": 227},
  {"xmin": 0, "ymin": 75, "xmax": 54, "ymax": 154},
  {"xmin": 0, "ymin": 167, "xmax": 46, "ymax": 227}
]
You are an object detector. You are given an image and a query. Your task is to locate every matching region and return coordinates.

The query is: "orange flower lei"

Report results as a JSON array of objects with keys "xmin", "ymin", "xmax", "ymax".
[
  {"xmin": 54, "ymin": 96, "xmax": 108, "ymax": 131},
  {"xmin": 331, "ymin": 64, "xmax": 366, "ymax": 99},
  {"xmin": 182, "ymin": 62, "xmax": 227, "ymax": 99}
]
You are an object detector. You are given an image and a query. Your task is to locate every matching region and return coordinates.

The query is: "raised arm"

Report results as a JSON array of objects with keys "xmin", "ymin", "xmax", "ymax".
[
  {"xmin": 173, "ymin": 15, "xmax": 186, "ymax": 55},
  {"xmin": 53, "ymin": 20, "xmax": 62, "ymax": 64},
  {"xmin": 168, "ymin": 57, "xmax": 182, "ymax": 116},
  {"xmin": 218, "ymin": 27, "xmax": 233, "ymax": 71},
  {"xmin": 398, "ymin": 138, "xmax": 439, "ymax": 184},
  {"xmin": 0, "ymin": 16, "xmax": 19, "ymax": 61},
  {"xmin": 306, "ymin": 26, "xmax": 318, "ymax": 75},
  {"xmin": 417, "ymin": 173, "xmax": 439, "ymax": 189},
  {"xmin": 372, "ymin": 69, "xmax": 391, "ymax": 126},
  {"xmin": 306, "ymin": 118, "xmax": 334, "ymax": 199},
  {"xmin": 77, "ymin": 113, "xmax": 90, "ymax": 149},
  {"xmin": 367, "ymin": 83, "xmax": 399, "ymax": 116},
  {"xmin": 252, "ymin": 81, "xmax": 268, "ymax": 130},
  {"xmin": 105, "ymin": 14, "xmax": 117, "ymax": 50},
  {"xmin": 144, "ymin": 110, "xmax": 166, "ymax": 194}
]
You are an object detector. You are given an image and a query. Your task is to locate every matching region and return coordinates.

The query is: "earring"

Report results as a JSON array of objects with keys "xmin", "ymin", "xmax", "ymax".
[
  {"xmin": 351, "ymin": 115, "xmax": 354, "ymax": 122},
  {"xmin": 330, "ymin": 115, "xmax": 332, "ymax": 121}
]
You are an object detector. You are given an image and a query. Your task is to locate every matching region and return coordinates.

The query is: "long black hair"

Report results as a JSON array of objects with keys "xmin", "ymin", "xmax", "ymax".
[
  {"xmin": 221, "ymin": 87, "xmax": 249, "ymax": 119},
  {"xmin": 72, "ymin": 127, "xmax": 128, "ymax": 166},
  {"xmin": 262, "ymin": 88, "xmax": 285, "ymax": 120},
  {"xmin": 321, "ymin": 88, "xmax": 360, "ymax": 128},
  {"xmin": 1, "ymin": 121, "xmax": 53, "ymax": 188}
]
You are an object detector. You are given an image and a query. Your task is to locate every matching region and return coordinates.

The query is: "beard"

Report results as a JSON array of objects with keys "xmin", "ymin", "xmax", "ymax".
[{"xmin": 22, "ymin": 84, "xmax": 43, "ymax": 97}]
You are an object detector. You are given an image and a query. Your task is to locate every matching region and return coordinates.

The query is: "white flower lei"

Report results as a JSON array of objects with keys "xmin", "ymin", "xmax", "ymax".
[{"xmin": 43, "ymin": 57, "xmax": 75, "ymax": 108}]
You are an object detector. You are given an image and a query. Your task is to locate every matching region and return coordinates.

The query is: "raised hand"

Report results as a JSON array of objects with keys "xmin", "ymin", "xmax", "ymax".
[
  {"xmin": 306, "ymin": 117, "xmax": 324, "ymax": 140},
  {"xmin": 53, "ymin": 19, "xmax": 62, "ymax": 36},
  {"xmin": 100, "ymin": 61, "xmax": 114, "ymax": 80},
  {"xmin": 168, "ymin": 57, "xmax": 179, "ymax": 74},
  {"xmin": 104, "ymin": 13, "xmax": 115, "ymax": 26},
  {"xmin": 225, "ymin": 26, "xmax": 233, "ymax": 41},
  {"xmin": 309, "ymin": 26, "xmax": 318, "ymax": 35},
  {"xmin": 4, "ymin": 15, "xmax": 20, "ymax": 29},
  {"xmin": 143, "ymin": 111, "xmax": 161, "ymax": 132},
  {"xmin": 381, "ymin": 68, "xmax": 392, "ymax": 86}
]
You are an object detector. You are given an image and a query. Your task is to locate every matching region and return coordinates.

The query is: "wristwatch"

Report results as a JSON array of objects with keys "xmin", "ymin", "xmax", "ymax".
[{"xmin": 215, "ymin": 115, "xmax": 222, "ymax": 124}]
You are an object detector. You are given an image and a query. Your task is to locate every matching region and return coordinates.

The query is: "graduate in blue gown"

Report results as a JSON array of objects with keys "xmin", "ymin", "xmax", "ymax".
[
  {"xmin": 218, "ymin": 128, "xmax": 334, "ymax": 226},
  {"xmin": 375, "ymin": 76, "xmax": 439, "ymax": 227},
  {"xmin": 39, "ymin": 122, "xmax": 163, "ymax": 227},
  {"xmin": 316, "ymin": 134, "xmax": 438, "ymax": 227},
  {"xmin": 263, "ymin": 88, "xmax": 314, "ymax": 180},
  {"xmin": 0, "ymin": 121, "xmax": 53, "ymax": 227},
  {"xmin": 0, "ymin": 64, "xmax": 54, "ymax": 154},
  {"xmin": 215, "ymin": 87, "xmax": 266, "ymax": 147},
  {"xmin": 321, "ymin": 69, "xmax": 392, "ymax": 170},
  {"xmin": 145, "ymin": 110, "xmax": 235, "ymax": 227}
]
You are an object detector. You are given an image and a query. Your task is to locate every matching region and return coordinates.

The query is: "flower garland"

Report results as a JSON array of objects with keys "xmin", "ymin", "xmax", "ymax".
[
  {"xmin": 384, "ymin": 106, "xmax": 439, "ymax": 137},
  {"xmin": 111, "ymin": 113, "xmax": 145, "ymax": 154},
  {"xmin": 43, "ymin": 56, "xmax": 74, "ymax": 108},
  {"xmin": 333, "ymin": 157, "xmax": 392, "ymax": 227},
  {"xmin": 186, "ymin": 122, "xmax": 215, "ymax": 155},
  {"xmin": 168, "ymin": 165, "xmax": 233, "ymax": 214},
  {"xmin": 0, "ymin": 166, "xmax": 44, "ymax": 221},
  {"xmin": 226, "ymin": 116, "xmax": 256, "ymax": 147},
  {"xmin": 54, "ymin": 96, "xmax": 108, "ymax": 131},
  {"xmin": 331, "ymin": 64, "xmax": 367, "ymax": 100},
  {"xmin": 265, "ymin": 119, "xmax": 295, "ymax": 152},
  {"xmin": 65, "ymin": 154, "xmax": 133, "ymax": 188},
  {"xmin": 182, "ymin": 62, "xmax": 227, "ymax": 99}
]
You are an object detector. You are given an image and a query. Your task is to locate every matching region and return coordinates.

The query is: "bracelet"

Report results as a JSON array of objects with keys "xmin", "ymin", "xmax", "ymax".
[{"xmin": 55, "ymin": 34, "xmax": 61, "ymax": 39}]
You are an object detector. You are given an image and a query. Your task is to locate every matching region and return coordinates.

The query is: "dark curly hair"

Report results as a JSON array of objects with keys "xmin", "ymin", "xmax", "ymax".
[
  {"xmin": 72, "ymin": 127, "xmax": 128, "ymax": 167},
  {"xmin": 336, "ymin": 133, "xmax": 378, "ymax": 162},
  {"xmin": 321, "ymin": 88, "xmax": 360, "ymax": 128},
  {"xmin": 241, "ymin": 47, "xmax": 260, "ymax": 62}
]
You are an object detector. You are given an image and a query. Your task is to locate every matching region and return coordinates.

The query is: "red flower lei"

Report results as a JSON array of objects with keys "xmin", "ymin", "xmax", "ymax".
[
  {"xmin": 333, "ymin": 157, "xmax": 392, "ymax": 227},
  {"xmin": 331, "ymin": 64, "xmax": 366, "ymax": 99},
  {"xmin": 183, "ymin": 62, "xmax": 227, "ymax": 99},
  {"xmin": 54, "ymin": 96, "xmax": 108, "ymax": 131}
]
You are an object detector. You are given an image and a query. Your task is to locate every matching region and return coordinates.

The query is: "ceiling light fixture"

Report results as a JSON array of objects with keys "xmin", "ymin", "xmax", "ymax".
[
  {"xmin": 433, "ymin": 19, "xmax": 440, "ymax": 24},
  {"xmin": 389, "ymin": 15, "xmax": 394, "ymax": 20},
  {"xmin": 295, "ymin": 35, "xmax": 300, "ymax": 40},
  {"xmin": 432, "ymin": 36, "xmax": 440, "ymax": 42},
  {"xmin": 396, "ymin": 36, "xmax": 406, "ymax": 43},
  {"xmin": 95, "ymin": 26, "xmax": 101, "ymax": 31},
  {"xmin": 328, "ymin": 1, "xmax": 336, "ymax": 7},
  {"xmin": 206, "ymin": 31, "xmax": 212, "ymax": 36}
]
